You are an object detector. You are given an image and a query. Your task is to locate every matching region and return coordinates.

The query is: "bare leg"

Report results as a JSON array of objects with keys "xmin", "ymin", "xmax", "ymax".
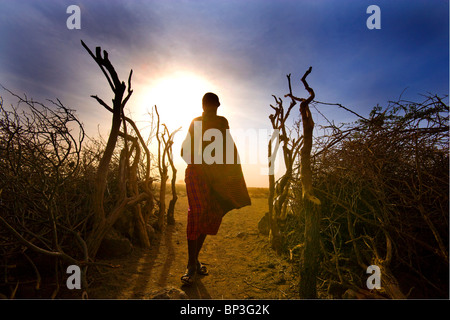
[
  {"xmin": 187, "ymin": 234, "xmax": 206, "ymax": 268},
  {"xmin": 195, "ymin": 234, "xmax": 208, "ymax": 275},
  {"xmin": 182, "ymin": 234, "xmax": 208, "ymax": 284},
  {"xmin": 182, "ymin": 239, "xmax": 198, "ymax": 285},
  {"xmin": 195, "ymin": 234, "xmax": 206, "ymax": 263},
  {"xmin": 187, "ymin": 239, "xmax": 198, "ymax": 270}
]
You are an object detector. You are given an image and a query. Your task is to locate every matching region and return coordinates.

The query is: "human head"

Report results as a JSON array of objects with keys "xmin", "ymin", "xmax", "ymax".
[{"xmin": 202, "ymin": 92, "xmax": 220, "ymax": 112}]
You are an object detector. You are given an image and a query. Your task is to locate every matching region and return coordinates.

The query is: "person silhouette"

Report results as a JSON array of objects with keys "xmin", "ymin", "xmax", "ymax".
[{"xmin": 180, "ymin": 92, "xmax": 251, "ymax": 285}]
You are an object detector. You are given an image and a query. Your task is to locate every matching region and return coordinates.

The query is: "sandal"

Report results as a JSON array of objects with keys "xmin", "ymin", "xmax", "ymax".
[
  {"xmin": 181, "ymin": 267, "xmax": 196, "ymax": 286},
  {"xmin": 197, "ymin": 262, "xmax": 209, "ymax": 275}
]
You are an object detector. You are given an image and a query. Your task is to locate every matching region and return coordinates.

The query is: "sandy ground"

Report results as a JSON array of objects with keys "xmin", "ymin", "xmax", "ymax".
[{"xmin": 86, "ymin": 189, "xmax": 299, "ymax": 300}]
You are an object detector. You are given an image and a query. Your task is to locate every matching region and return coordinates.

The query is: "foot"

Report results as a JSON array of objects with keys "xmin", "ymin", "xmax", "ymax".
[
  {"xmin": 181, "ymin": 266, "xmax": 196, "ymax": 286},
  {"xmin": 197, "ymin": 262, "xmax": 208, "ymax": 275}
]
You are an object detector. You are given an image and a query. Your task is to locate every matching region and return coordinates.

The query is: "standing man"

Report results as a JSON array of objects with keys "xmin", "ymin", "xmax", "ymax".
[{"xmin": 180, "ymin": 92, "xmax": 251, "ymax": 285}]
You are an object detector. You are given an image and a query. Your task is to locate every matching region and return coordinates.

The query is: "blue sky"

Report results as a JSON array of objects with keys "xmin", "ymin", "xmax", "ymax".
[{"xmin": 0, "ymin": 0, "xmax": 448, "ymax": 187}]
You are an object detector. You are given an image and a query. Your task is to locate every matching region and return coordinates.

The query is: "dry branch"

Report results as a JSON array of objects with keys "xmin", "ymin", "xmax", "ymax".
[{"xmin": 81, "ymin": 40, "xmax": 152, "ymax": 257}]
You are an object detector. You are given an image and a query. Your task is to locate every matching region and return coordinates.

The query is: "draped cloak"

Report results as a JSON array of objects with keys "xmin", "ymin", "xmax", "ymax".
[{"xmin": 181, "ymin": 113, "xmax": 251, "ymax": 239}]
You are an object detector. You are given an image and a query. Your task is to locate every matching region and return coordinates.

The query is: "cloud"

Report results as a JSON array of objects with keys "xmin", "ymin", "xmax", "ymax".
[
  {"xmin": 0, "ymin": 0, "xmax": 447, "ymax": 153},
  {"xmin": 0, "ymin": 0, "xmax": 448, "ymax": 189}
]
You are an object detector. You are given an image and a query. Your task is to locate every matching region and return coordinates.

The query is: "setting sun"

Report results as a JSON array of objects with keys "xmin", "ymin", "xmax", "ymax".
[{"xmin": 139, "ymin": 71, "xmax": 218, "ymax": 132}]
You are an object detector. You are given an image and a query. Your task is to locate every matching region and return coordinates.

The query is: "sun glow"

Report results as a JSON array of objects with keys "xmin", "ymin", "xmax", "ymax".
[{"xmin": 139, "ymin": 71, "xmax": 218, "ymax": 133}]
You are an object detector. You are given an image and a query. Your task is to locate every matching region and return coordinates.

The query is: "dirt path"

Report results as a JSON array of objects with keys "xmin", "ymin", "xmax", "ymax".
[{"xmin": 87, "ymin": 188, "xmax": 298, "ymax": 299}]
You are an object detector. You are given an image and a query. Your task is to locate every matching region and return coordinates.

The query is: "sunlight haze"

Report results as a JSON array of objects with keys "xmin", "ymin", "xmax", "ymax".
[{"xmin": 0, "ymin": 0, "xmax": 448, "ymax": 187}]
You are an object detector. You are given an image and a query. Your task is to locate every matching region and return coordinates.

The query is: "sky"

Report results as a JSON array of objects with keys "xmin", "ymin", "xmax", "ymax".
[{"xmin": 0, "ymin": 0, "xmax": 448, "ymax": 187}]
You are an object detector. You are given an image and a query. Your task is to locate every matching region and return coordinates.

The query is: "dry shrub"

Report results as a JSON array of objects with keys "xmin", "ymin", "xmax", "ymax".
[
  {"xmin": 285, "ymin": 94, "xmax": 448, "ymax": 298},
  {"xmin": 0, "ymin": 90, "xmax": 89, "ymax": 297},
  {"xmin": 0, "ymin": 89, "xmax": 156, "ymax": 298}
]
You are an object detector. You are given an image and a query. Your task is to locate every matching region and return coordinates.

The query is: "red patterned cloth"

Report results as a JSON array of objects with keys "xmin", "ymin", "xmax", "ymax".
[
  {"xmin": 185, "ymin": 165, "xmax": 223, "ymax": 240},
  {"xmin": 183, "ymin": 113, "xmax": 251, "ymax": 240}
]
